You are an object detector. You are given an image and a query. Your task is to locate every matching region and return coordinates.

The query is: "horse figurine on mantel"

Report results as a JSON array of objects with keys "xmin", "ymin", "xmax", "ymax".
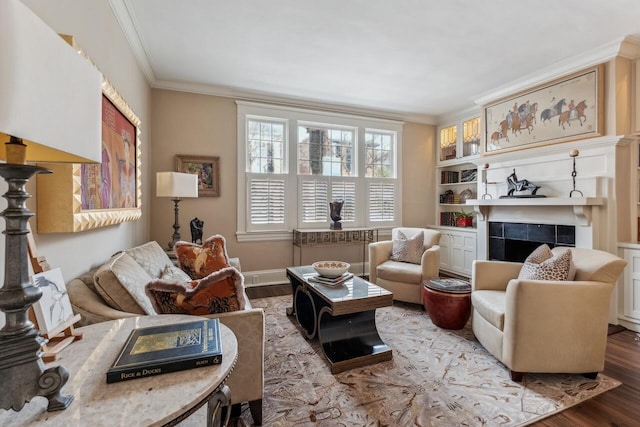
[{"xmin": 502, "ymin": 169, "xmax": 544, "ymax": 198}]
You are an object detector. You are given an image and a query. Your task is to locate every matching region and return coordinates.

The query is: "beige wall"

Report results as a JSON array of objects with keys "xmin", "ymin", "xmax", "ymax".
[
  {"xmin": 150, "ymin": 89, "xmax": 436, "ymax": 273},
  {"xmin": 0, "ymin": 0, "xmax": 153, "ymax": 281}
]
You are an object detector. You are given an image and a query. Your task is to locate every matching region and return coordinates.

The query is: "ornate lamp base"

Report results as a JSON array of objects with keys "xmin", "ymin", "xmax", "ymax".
[
  {"xmin": 0, "ymin": 164, "xmax": 73, "ymax": 412},
  {"xmin": 167, "ymin": 198, "xmax": 182, "ymax": 249}
]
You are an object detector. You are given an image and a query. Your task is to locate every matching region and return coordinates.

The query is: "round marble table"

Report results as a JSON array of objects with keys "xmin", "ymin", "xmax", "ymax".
[{"xmin": 0, "ymin": 315, "xmax": 238, "ymax": 427}]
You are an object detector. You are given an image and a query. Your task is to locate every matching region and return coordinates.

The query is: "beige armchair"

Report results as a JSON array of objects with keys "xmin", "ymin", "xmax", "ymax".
[
  {"xmin": 369, "ymin": 227, "xmax": 441, "ymax": 304},
  {"xmin": 471, "ymin": 247, "xmax": 626, "ymax": 381}
]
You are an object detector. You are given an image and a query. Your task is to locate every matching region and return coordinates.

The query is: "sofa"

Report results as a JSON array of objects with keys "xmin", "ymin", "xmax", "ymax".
[
  {"xmin": 471, "ymin": 246, "xmax": 626, "ymax": 381},
  {"xmin": 369, "ymin": 227, "xmax": 441, "ymax": 304},
  {"xmin": 66, "ymin": 240, "xmax": 264, "ymax": 425}
]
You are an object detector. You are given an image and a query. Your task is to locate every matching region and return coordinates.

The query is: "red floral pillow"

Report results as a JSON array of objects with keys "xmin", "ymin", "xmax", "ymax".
[
  {"xmin": 174, "ymin": 235, "xmax": 230, "ymax": 279},
  {"xmin": 145, "ymin": 266, "xmax": 245, "ymax": 315}
]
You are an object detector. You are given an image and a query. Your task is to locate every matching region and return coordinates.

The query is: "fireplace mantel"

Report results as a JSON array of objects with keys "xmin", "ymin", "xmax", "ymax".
[{"xmin": 466, "ymin": 197, "xmax": 605, "ymax": 226}]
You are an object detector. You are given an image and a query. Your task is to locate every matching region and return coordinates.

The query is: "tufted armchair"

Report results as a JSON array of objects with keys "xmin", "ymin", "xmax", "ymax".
[
  {"xmin": 368, "ymin": 227, "xmax": 441, "ymax": 304},
  {"xmin": 471, "ymin": 247, "xmax": 626, "ymax": 381}
]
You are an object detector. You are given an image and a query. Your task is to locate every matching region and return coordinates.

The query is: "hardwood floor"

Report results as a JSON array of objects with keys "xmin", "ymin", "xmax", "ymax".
[{"xmin": 246, "ymin": 285, "xmax": 640, "ymax": 426}]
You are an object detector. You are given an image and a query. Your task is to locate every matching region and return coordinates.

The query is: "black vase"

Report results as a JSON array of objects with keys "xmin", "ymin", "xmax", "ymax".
[{"xmin": 329, "ymin": 201, "xmax": 343, "ymax": 230}]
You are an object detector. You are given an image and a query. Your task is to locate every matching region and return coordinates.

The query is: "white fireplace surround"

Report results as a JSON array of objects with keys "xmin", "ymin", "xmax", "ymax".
[
  {"xmin": 468, "ymin": 135, "xmax": 633, "ymax": 256},
  {"xmin": 466, "ymin": 135, "xmax": 635, "ymax": 323}
]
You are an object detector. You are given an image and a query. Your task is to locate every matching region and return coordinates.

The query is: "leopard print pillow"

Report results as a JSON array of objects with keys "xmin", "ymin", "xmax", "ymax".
[
  {"xmin": 523, "ymin": 243, "xmax": 553, "ymax": 264},
  {"xmin": 518, "ymin": 245, "xmax": 572, "ymax": 281}
]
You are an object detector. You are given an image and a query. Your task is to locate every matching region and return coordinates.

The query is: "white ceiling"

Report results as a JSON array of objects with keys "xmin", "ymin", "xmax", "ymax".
[{"xmin": 111, "ymin": 0, "xmax": 640, "ymax": 123}]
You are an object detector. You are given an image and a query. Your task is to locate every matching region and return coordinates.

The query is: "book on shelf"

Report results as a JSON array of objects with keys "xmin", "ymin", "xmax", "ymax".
[
  {"xmin": 309, "ymin": 272, "xmax": 354, "ymax": 286},
  {"xmin": 460, "ymin": 169, "xmax": 477, "ymax": 182},
  {"xmin": 106, "ymin": 318, "xmax": 222, "ymax": 384}
]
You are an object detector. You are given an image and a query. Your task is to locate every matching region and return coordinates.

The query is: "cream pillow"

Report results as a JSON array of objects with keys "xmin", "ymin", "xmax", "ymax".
[
  {"xmin": 93, "ymin": 252, "xmax": 157, "ymax": 315},
  {"xmin": 518, "ymin": 244, "xmax": 572, "ymax": 281},
  {"xmin": 161, "ymin": 264, "xmax": 192, "ymax": 282},
  {"xmin": 125, "ymin": 241, "xmax": 173, "ymax": 278},
  {"xmin": 390, "ymin": 230, "xmax": 425, "ymax": 264}
]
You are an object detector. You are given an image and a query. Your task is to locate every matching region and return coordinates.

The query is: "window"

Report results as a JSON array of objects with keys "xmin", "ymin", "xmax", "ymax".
[
  {"xmin": 245, "ymin": 117, "xmax": 288, "ymax": 231},
  {"xmin": 237, "ymin": 102, "xmax": 402, "ymax": 241}
]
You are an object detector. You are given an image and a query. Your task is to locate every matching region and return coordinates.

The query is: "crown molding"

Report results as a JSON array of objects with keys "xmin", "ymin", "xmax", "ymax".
[
  {"xmin": 474, "ymin": 38, "xmax": 628, "ymax": 107},
  {"xmin": 436, "ymin": 105, "xmax": 482, "ymax": 126},
  {"xmin": 108, "ymin": 0, "xmax": 156, "ymax": 84},
  {"xmin": 153, "ymin": 79, "xmax": 438, "ymax": 125},
  {"xmin": 618, "ymin": 36, "xmax": 640, "ymax": 59},
  {"xmin": 108, "ymin": 0, "xmax": 437, "ymax": 126}
]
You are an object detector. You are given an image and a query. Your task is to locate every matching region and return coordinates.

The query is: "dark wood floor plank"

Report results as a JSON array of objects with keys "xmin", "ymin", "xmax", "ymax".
[{"xmin": 247, "ymin": 285, "xmax": 640, "ymax": 426}]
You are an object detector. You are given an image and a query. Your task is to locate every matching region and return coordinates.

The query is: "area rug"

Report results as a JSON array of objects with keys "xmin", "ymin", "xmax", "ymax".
[{"xmin": 183, "ymin": 295, "xmax": 620, "ymax": 426}]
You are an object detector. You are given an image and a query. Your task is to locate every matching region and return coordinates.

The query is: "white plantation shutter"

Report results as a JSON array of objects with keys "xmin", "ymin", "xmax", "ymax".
[
  {"xmin": 249, "ymin": 176, "xmax": 285, "ymax": 229},
  {"xmin": 301, "ymin": 179, "xmax": 328, "ymax": 223},
  {"xmin": 331, "ymin": 180, "xmax": 356, "ymax": 223},
  {"xmin": 369, "ymin": 181, "xmax": 395, "ymax": 223}
]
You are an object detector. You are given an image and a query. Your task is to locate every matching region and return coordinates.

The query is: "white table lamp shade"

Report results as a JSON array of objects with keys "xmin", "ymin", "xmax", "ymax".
[
  {"xmin": 0, "ymin": 0, "xmax": 102, "ymax": 163},
  {"xmin": 157, "ymin": 172, "xmax": 199, "ymax": 198}
]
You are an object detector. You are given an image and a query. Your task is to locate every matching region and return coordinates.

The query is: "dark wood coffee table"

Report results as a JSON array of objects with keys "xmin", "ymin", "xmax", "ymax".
[{"xmin": 286, "ymin": 266, "xmax": 393, "ymax": 373}]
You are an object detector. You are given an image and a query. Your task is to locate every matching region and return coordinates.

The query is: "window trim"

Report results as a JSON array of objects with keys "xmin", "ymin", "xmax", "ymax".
[{"xmin": 237, "ymin": 101, "xmax": 403, "ymax": 242}]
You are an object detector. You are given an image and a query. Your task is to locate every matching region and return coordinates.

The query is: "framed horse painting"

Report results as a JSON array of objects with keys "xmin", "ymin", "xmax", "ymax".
[{"xmin": 483, "ymin": 64, "xmax": 603, "ymax": 155}]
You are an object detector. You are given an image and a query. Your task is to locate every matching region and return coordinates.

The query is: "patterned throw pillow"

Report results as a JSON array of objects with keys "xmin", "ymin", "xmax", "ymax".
[
  {"xmin": 145, "ymin": 266, "xmax": 245, "ymax": 315},
  {"xmin": 518, "ymin": 244, "xmax": 573, "ymax": 281},
  {"xmin": 390, "ymin": 230, "xmax": 425, "ymax": 264},
  {"xmin": 174, "ymin": 235, "xmax": 230, "ymax": 279}
]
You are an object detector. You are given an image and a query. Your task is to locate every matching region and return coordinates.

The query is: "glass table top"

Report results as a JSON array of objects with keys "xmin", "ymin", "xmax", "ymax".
[{"xmin": 287, "ymin": 265, "xmax": 392, "ymax": 303}]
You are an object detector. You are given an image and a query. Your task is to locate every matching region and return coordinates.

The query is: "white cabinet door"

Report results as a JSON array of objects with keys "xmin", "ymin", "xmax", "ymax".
[
  {"xmin": 623, "ymin": 248, "xmax": 640, "ymax": 321},
  {"xmin": 432, "ymin": 227, "xmax": 476, "ymax": 278},
  {"xmin": 634, "ymin": 59, "xmax": 640, "ymax": 134},
  {"xmin": 451, "ymin": 231, "xmax": 476, "ymax": 277},
  {"xmin": 439, "ymin": 232, "xmax": 452, "ymax": 271},
  {"xmin": 450, "ymin": 231, "xmax": 476, "ymax": 277}
]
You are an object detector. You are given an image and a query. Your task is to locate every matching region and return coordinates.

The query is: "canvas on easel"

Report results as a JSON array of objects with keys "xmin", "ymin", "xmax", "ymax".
[
  {"xmin": 31, "ymin": 268, "xmax": 74, "ymax": 334},
  {"xmin": 26, "ymin": 222, "xmax": 83, "ymax": 362},
  {"xmin": 29, "ymin": 268, "xmax": 83, "ymax": 362}
]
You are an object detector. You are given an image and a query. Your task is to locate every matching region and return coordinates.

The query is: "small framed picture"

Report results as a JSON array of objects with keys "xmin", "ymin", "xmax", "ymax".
[
  {"xmin": 32, "ymin": 268, "xmax": 74, "ymax": 334},
  {"xmin": 176, "ymin": 155, "xmax": 220, "ymax": 197}
]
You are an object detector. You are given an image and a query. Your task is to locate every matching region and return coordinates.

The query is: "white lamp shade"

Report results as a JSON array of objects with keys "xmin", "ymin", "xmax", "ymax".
[
  {"xmin": 156, "ymin": 172, "xmax": 199, "ymax": 198},
  {"xmin": 0, "ymin": 0, "xmax": 102, "ymax": 163}
]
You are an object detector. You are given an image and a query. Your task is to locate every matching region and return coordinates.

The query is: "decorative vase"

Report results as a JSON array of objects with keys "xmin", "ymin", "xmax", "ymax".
[{"xmin": 329, "ymin": 201, "xmax": 344, "ymax": 230}]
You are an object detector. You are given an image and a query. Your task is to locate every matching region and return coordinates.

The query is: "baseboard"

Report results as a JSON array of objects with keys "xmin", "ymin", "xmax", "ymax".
[{"xmin": 617, "ymin": 317, "xmax": 640, "ymax": 333}]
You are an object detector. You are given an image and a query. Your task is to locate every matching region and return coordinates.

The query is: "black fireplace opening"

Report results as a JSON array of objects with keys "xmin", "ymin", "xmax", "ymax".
[{"xmin": 489, "ymin": 222, "xmax": 575, "ymax": 262}]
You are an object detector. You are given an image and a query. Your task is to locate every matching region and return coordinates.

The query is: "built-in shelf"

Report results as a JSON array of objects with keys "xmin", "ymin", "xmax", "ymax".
[
  {"xmin": 465, "ymin": 197, "xmax": 605, "ymax": 226},
  {"xmin": 440, "ymin": 181, "xmax": 477, "ymax": 186}
]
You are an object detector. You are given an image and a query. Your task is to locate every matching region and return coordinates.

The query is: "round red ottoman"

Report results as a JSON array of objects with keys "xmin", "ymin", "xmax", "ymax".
[{"xmin": 422, "ymin": 278, "xmax": 471, "ymax": 330}]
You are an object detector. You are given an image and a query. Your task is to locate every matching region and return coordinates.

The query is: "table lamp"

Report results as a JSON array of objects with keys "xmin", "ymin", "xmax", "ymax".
[
  {"xmin": 0, "ymin": 0, "xmax": 102, "ymax": 413},
  {"xmin": 157, "ymin": 172, "xmax": 199, "ymax": 249}
]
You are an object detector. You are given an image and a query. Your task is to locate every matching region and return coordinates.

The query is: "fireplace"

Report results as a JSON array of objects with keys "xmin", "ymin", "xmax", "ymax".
[{"xmin": 489, "ymin": 222, "xmax": 575, "ymax": 262}]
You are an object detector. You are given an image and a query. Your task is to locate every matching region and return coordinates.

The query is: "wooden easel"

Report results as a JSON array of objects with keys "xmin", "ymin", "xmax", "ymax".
[{"xmin": 27, "ymin": 222, "xmax": 83, "ymax": 362}]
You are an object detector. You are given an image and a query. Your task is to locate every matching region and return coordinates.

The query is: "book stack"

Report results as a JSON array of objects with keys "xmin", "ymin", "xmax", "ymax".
[
  {"xmin": 440, "ymin": 211, "xmax": 458, "ymax": 226},
  {"xmin": 309, "ymin": 273, "xmax": 353, "ymax": 287},
  {"xmin": 440, "ymin": 170, "xmax": 460, "ymax": 184}
]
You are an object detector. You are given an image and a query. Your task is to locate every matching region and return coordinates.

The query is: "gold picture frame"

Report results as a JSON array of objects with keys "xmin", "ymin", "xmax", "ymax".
[
  {"xmin": 483, "ymin": 64, "xmax": 604, "ymax": 155},
  {"xmin": 176, "ymin": 155, "xmax": 220, "ymax": 197},
  {"xmin": 36, "ymin": 76, "xmax": 142, "ymax": 233}
]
